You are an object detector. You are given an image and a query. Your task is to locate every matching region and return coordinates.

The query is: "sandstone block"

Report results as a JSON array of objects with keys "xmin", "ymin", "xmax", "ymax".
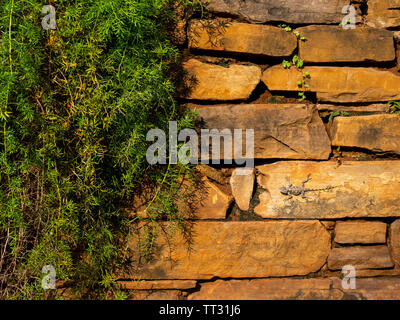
[
  {"xmin": 125, "ymin": 221, "xmax": 331, "ymax": 279},
  {"xmin": 202, "ymin": 0, "xmax": 349, "ymax": 24},
  {"xmin": 328, "ymin": 246, "xmax": 393, "ymax": 270},
  {"xmin": 334, "ymin": 221, "xmax": 387, "ymax": 244},
  {"xmin": 189, "ymin": 20, "xmax": 297, "ymax": 57},
  {"xmin": 188, "ymin": 278, "xmax": 342, "ymax": 300},
  {"xmin": 255, "ymin": 161, "xmax": 400, "ymax": 219},
  {"xmin": 193, "ymin": 104, "xmax": 331, "ymax": 160},
  {"xmin": 118, "ymin": 280, "xmax": 197, "ymax": 290},
  {"xmin": 297, "ymin": 26, "xmax": 395, "ymax": 63},
  {"xmin": 329, "ymin": 114, "xmax": 400, "ymax": 155},
  {"xmin": 230, "ymin": 168, "xmax": 254, "ymax": 211},
  {"xmin": 182, "ymin": 59, "xmax": 261, "ymax": 101},
  {"xmin": 367, "ymin": 0, "xmax": 400, "ymax": 28},
  {"xmin": 389, "ymin": 220, "xmax": 400, "ymax": 267},
  {"xmin": 262, "ymin": 66, "xmax": 400, "ymax": 103}
]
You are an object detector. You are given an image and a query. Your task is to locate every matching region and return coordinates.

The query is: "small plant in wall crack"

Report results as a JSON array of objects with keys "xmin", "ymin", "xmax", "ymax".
[
  {"xmin": 279, "ymin": 25, "xmax": 309, "ymax": 102},
  {"xmin": 388, "ymin": 101, "xmax": 400, "ymax": 115}
]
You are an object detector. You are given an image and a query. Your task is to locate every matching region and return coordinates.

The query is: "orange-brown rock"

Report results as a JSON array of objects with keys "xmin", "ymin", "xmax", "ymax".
[
  {"xmin": 188, "ymin": 20, "xmax": 297, "ymax": 57},
  {"xmin": 331, "ymin": 278, "xmax": 400, "ymax": 300},
  {"xmin": 329, "ymin": 114, "xmax": 400, "ymax": 155},
  {"xmin": 367, "ymin": 0, "xmax": 400, "ymax": 28},
  {"xmin": 192, "ymin": 178, "xmax": 232, "ymax": 219},
  {"xmin": 202, "ymin": 0, "xmax": 349, "ymax": 24},
  {"xmin": 194, "ymin": 104, "xmax": 331, "ymax": 160},
  {"xmin": 129, "ymin": 290, "xmax": 184, "ymax": 300},
  {"xmin": 230, "ymin": 168, "xmax": 254, "ymax": 211},
  {"xmin": 328, "ymin": 246, "xmax": 393, "ymax": 270},
  {"xmin": 317, "ymin": 104, "xmax": 390, "ymax": 113},
  {"xmin": 182, "ymin": 59, "xmax": 261, "ymax": 101},
  {"xmin": 389, "ymin": 220, "xmax": 400, "ymax": 267},
  {"xmin": 334, "ymin": 221, "xmax": 387, "ymax": 244},
  {"xmin": 118, "ymin": 280, "xmax": 197, "ymax": 290},
  {"xmin": 188, "ymin": 278, "xmax": 343, "ymax": 300},
  {"xmin": 297, "ymin": 26, "xmax": 395, "ymax": 63},
  {"xmin": 255, "ymin": 161, "xmax": 400, "ymax": 219},
  {"xmin": 125, "ymin": 221, "xmax": 331, "ymax": 279},
  {"xmin": 262, "ymin": 66, "xmax": 400, "ymax": 103}
]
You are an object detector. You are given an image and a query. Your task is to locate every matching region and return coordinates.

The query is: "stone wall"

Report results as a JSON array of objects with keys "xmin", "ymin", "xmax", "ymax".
[{"xmin": 122, "ymin": 0, "xmax": 400, "ymax": 300}]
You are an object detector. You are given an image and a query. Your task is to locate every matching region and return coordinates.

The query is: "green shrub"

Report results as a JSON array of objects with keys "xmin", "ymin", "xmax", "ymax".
[{"xmin": 0, "ymin": 0, "xmax": 198, "ymax": 299}]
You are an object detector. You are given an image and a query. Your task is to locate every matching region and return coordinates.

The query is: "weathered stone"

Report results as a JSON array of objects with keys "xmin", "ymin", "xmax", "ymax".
[
  {"xmin": 118, "ymin": 280, "xmax": 197, "ymax": 290},
  {"xmin": 317, "ymin": 104, "xmax": 390, "ymax": 113},
  {"xmin": 389, "ymin": 220, "xmax": 400, "ymax": 267},
  {"xmin": 321, "ymin": 221, "xmax": 335, "ymax": 230},
  {"xmin": 255, "ymin": 161, "xmax": 400, "ymax": 219},
  {"xmin": 181, "ymin": 59, "xmax": 261, "ymax": 101},
  {"xmin": 202, "ymin": 0, "xmax": 349, "ymax": 24},
  {"xmin": 125, "ymin": 221, "xmax": 331, "ymax": 279},
  {"xmin": 328, "ymin": 246, "xmax": 393, "ymax": 270},
  {"xmin": 297, "ymin": 26, "xmax": 395, "ymax": 63},
  {"xmin": 188, "ymin": 278, "xmax": 343, "ymax": 300},
  {"xmin": 351, "ymin": 269, "xmax": 400, "ymax": 278},
  {"xmin": 331, "ymin": 278, "xmax": 400, "ymax": 300},
  {"xmin": 367, "ymin": 0, "xmax": 400, "ymax": 28},
  {"xmin": 129, "ymin": 290, "xmax": 184, "ymax": 300},
  {"xmin": 230, "ymin": 168, "xmax": 254, "ymax": 211},
  {"xmin": 196, "ymin": 164, "xmax": 226, "ymax": 185},
  {"xmin": 188, "ymin": 20, "xmax": 297, "ymax": 57},
  {"xmin": 185, "ymin": 178, "xmax": 232, "ymax": 219},
  {"xmin": 330, "ymin": 114, "xmax": 400, "ymax": 155},
  {"xmin": 262, "ymin": 66, "xmax": 400, "ymax": 103},
  {"xmin": 334, "ymin": 221, "xmax": 387, "ymax": 244},
  {"xmin": 193, "ymin": 104, "xmax": 331, "ymax": 160}
]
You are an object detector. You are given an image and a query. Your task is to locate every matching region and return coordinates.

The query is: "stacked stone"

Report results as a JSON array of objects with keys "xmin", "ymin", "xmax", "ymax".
[{"xmin": 122, "ymin": 0, "xmax": 400, "ymax": 300}]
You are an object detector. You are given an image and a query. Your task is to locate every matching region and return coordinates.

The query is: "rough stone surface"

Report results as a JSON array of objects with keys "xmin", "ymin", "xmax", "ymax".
[
  {"xmin": 331, "ymin": 278, "xmax": 400, "ymax": 300},
  {"xmin": 188, "ymin": 278, "xmax": 343, "ymax": 300},
  {"xmin": 334, "ymin": 221, "xmax": 387, "ymax": 244},
  {"xmin": 262, "ymin": 66, "xmax": 400, "ymax": 103},
  {"xmin": 230, "ymin": 168, "xmax": 254, "ymax": 211},
  {"xmin": 389, "ymin": 220, "xmax": 400, "ymax": 267},
  {"xmin": 367, "ymin": 0, "xmax": 400, "ymax": 28},
  {"xmin": 297, "ymin": 26, "xmax": 395, "ymax": 63},
  {"xmin": 118, "ymin": 280, "xmax": 197, "ymax": 290},
  {"xmin": 202, "ymin": 0, "xmax": 349, "ymax": 24},
  {"xmin": 193, "ymin": 104, "xmax": 331, "ymax": 160},
  {"xmin": 329, "ymin": 114, "xmax": 400, "ymax": 155},
  {"xmin": 328, "ymin": 246, "xmax": 394, "ymax": 270},
  {"xmin": 129, "ymin": 290, "xmax": 184, "ymax": 300},
  {"xmin": 125, "ymin": 221, "xmax": 331, "ymax": 279},
  {"xmin": 182, "ymin": 178, "xmax": 232, "ymax": 219},
  {"xmin": 188, "ymin": 20, "xmax": 297, "ymax": 57},
  {"xmin": 317, "ymin": 104, "xmax": 390, "ymax": 113},
  {"xmin": 255, "ymin": 161, "xmax": 400, "ymax": 219},
  {"xmin": 181, "ymin": 59, "xmax": 261, "ymax": 101}
]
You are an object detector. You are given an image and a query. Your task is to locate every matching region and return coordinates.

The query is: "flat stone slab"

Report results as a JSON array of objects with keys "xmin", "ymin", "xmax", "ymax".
[
  {"xmin": 118, "ymin": 280, "xmax": 197, "ymax": 290},
  {"xmin": 297, "ymin": 26, "xmax": 395, "ymax": 63},
  {"xmin": 328, "ymin": 246, "xmax": 394, "ymax": 270},
  {"xmin": 188, "ymin": 278, "xmax": 342, "ymax": 300},
  {"xmin": 255, "ymin": 161, "xmax": 400, "ymax": 219},
  {"xmin": 202, "ymin": 0, "xmax": 349, "ymax": 24},
  {"xmin": 230, "ymin": 168, "xmax": 255, "ymax": 211},
  {"xmin": 181, "ymin": 59, "xmax": 261, "ymax": 101},
  {"xmin": 334, "ymin": 221, "xmax": 387, "ymax": 244},
  {"xmin": 262, "ymin": 66, "xmax": 400, "ymax": 103},
  {"xmin": 367, "ymin": 0, "xmax": 400, "ymax": 28},
  {"xmin": 329, "ymin": 114, "xmax": 400, "ymax": 155},
  {"xmin": 389, "ymin": 220, "xmax": 400, "ymax": 268},
  {"xmin": 188, "ymin": 20, "xmax": 297, "ymax": 57},
  {"xmin": 124, "ymin": 221, "xmax": 330, "ymax": 279},
  {"xmin": 193, "ymin": 104, "xmax": 331, "ymax": 160},
  {"xmin": 189, "ymin": 278, "xmax": 400, "ymax": 300},
  {"xmin": 317, "ymin": 104, "xmax": 390, "ymax": 113}
]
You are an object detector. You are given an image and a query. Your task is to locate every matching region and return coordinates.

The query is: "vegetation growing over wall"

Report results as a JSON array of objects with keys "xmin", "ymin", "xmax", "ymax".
[{"xmin": 0, "ymin": 0, "xmax": 197, "ymax": 299}]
